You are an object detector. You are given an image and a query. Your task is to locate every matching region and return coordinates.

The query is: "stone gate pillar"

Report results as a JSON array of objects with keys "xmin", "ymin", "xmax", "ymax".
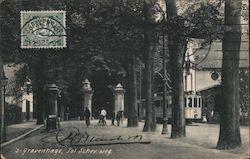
[
  {"xmin": 82, "ymin": 79, "xmax": 93, "ymax": 118},
  {"xmin": 113, "ymin": 83, "xmax": 125, "ymax": 113},
  {"xmin": 47, "ymin": 84, "xmax": 59, "ymax": 116}
]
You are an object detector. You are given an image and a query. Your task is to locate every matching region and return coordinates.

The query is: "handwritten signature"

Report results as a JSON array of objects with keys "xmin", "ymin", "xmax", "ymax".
[{"xmin": 41, "ymin": 127, "xmax": 151, "ymax": 147}]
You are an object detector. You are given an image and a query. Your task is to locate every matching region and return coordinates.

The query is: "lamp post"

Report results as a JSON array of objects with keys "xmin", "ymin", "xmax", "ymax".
[{"xmin": 1, "ymin": 72, "xmax": 8, "ymax": 142}]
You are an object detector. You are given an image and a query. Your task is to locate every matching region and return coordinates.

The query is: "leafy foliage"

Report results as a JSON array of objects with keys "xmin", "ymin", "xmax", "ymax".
[
  {"xmin": 0, "ymin": 0, "xmax": 145, "ymax": 115},
  {"xmin": 0, "ymin": 0, "xmax": 224, "ymax": 118}
]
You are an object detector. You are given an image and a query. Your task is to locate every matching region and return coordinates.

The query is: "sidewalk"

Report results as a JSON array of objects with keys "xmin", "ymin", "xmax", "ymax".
[
  {"xmin": 1, "ymin": 120, "xmax": 44, "ymax": 149},
  {"xmin": 5, "ymin": 121, "xmax": 39, "ymax": 141}
]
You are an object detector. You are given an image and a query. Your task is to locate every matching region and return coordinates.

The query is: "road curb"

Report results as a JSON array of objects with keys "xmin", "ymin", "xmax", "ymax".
[{"xmin": 0, "ymin": 124, "xmax": 44, "ymax": 148}]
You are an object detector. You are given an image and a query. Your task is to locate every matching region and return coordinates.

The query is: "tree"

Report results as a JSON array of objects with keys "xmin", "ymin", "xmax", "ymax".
[
  {"xmin": 31, "ymin": 54, "xmax": 47, "ymax": 124},
  {"xmin": 166, "ymin": 0, "xmax": 186, "ymax": 138},
  {"xmin": 142, "ymin": 0, "xmax": 160, "ymax": 132},
  {"xmin": 0, "ymin": 0, "xmax": 141, "ymax": 122},
  {"xmin": 217, "ymin": 0, "xmax": 242, "ymax": 149},
  {"xmin": 1, "ymin": 0, "xmax": 117, "ymax": 112},
  {"xmin": 0, "ymin": 54, "xmax": 7, "ymax": 142},
  {"xmin": 0, "ymin": 0, "xmax": 223, "ymax": 129},
  {"xmin": 116, "ymin": 0, "xmax": 157, "ymax": 129},
  {"xmin": 165, "ymin": 0, "xmax": 224, "ymax": 138},
  {"xmin": 161, "ymin": 20, "xmax": 168, "ymax": 134},
  {"xmin": 127, "ymin": 52, "xmax": 138, "ymax": 127}
]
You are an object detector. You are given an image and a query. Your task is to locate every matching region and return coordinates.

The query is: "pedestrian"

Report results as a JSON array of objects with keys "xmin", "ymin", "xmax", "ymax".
[
  {"xmin": 111, "ymin": 112, "xmax": 115, "ymax": 126},
  {"xmin": 119, "ymin": 110, "xmax": 124, "ymax": 125},
  {"xmin": 100, "ymin": 107, "xmax": 107, "ymax": 126},
  {"xmin": 116, "ymin": 111, "xmax": 121, "ymax": 126},
  {"xmin": 239, "ymin": 108, "xmax": 243, "ymax": 124},
  {"xmin": 84, "ymin": 107, "xmax": 90, "ymax": 128}
]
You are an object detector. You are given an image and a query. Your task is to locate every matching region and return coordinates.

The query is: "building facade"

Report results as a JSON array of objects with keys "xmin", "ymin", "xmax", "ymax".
[{"xmin": 4, "ymin": 63, "xmax": 33, "ymax": 124}]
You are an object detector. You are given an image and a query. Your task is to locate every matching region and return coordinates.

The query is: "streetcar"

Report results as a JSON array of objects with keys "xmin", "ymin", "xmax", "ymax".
[{"xmin": 139, "ymin": 93, "xmax": 203, "ymax": 122}]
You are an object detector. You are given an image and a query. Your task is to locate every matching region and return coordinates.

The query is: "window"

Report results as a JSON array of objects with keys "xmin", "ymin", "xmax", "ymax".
[
  {"xmin": 188, "ymin": 97, "xmax": 192, "ymax": 107},
  {"xmin": 198, "ymin": 98, "xmax": 201, "ymax": 108},
  {"xmin": 194, "ymin": 98, "xmax": 197, "ymax": 107},
  {"xmin": 184, "ymin": 97, "xmax": 187, "ymax": 107}
]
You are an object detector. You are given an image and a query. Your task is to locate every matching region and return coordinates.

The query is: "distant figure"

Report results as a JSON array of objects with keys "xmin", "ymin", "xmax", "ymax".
[
  {"xmin": 111, "ymin": 112, "xmax": 115, "ymax": 126},
  {"xmin": 116, "ymin": 112, "xmax": 121, "ymax": 126},
  {"xmin": 99, "ymin": 108, "xmax": 107, "ymax": 126},
  {"xmin": 202, "ymin": 115, "xmax": 207, "ymax": 123},
  {"xmin": 84, "ymin": 107, "xmax": 91, "ymax": 128},
  {"xmin": 101, "ymin": 108, "xmax": 107, "ymax": 118},
  {"xmin": 211, "ymin": 110, "xmax": 214, "ymax": 117},
  {"xmin": 118, "ymin": 110, "xmax": 124, "ymax": 125},
  {"xmin": 239, "ymin": 108, "xmax": 243, "ymax": 124}
]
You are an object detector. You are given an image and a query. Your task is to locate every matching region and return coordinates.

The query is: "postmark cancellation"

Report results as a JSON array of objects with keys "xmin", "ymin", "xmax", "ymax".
[{"xmin": 20, "ymin": 10, "xmax": 66, "ymax": 49}]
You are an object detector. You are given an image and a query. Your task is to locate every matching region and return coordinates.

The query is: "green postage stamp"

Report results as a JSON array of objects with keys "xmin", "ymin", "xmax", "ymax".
[{"xmin": 21, "ymin": 10, "xmax": 66, "ymax": 48}]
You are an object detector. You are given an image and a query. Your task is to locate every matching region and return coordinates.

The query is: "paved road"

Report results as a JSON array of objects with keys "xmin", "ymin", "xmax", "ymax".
[{"xmin": 2, "ymin": 120, "xmax": 249, "ymax": 159}]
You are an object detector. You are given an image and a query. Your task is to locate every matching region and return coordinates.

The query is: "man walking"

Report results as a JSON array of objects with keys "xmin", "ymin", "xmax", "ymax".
[
  {"xmin": 116, "ymin": 111, "xmax": 121, "ymax": 126},
  {"xmin": 111, "ymin": 112, "xmax": 115, "ymax": 126},
  {"xmin": 84, "ymin": 107, "xmax": 91, "ymax": 128}
]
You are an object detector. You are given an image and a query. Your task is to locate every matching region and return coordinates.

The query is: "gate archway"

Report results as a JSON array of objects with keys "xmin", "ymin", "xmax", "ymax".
[{"xmin": 92, "ymin": 86, "xmax": 113, "ymax": 119}]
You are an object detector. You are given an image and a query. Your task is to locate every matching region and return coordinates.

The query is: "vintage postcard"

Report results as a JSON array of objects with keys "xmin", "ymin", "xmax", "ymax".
[{"xmin": 0, "ymin": 0, "xmax": 249, "ymax": 159}]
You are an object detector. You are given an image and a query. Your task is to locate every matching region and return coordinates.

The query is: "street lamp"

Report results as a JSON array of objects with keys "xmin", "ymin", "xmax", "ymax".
[{"xmin": 1, "ymin": 72, "xmax": 8, "ymax": 142}]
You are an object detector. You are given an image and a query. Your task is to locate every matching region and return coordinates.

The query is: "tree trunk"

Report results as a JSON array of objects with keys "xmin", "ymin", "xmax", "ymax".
[
  {"xmin": 35, "ymin": 86, "xmax": 45, "ymax": 124},
  {"xmin": 166, "ymin": 0, "xmax": 186, "ymax": 138},
  {"xmin": 151, "ymin": 54, "xmax": 156, "ymax": 131},
  {"xmin": 217, "ymin": 0, "xmax": 242, "ymax": 149},
  {"xmin": 34, "ymin": 55, "xmax": 46, "ymax": 125},
  {"xmin": 169, "ymin": 38, "xmax": 186, "ymax": 138},
  {"xmin": 138, "ymin": 63, "xmax": 142, "ymax": 121},
  {"xmin": 143, "ymin": 0, "xmax": 157, "ymax": 132},
  {"xmin": 143, "ymin": 34, "xmax": 156, "ymax": 131},
  {"xmin": 162, "ymin": 31, "xmax": 168, "ymax": 134},
  {"xmin": 0, "ymin": 55, "xmax": 7, "ymax": 142},
  {"xmin": 127, "ymin": 52, "xmax": 138, "ymax": 127}
]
